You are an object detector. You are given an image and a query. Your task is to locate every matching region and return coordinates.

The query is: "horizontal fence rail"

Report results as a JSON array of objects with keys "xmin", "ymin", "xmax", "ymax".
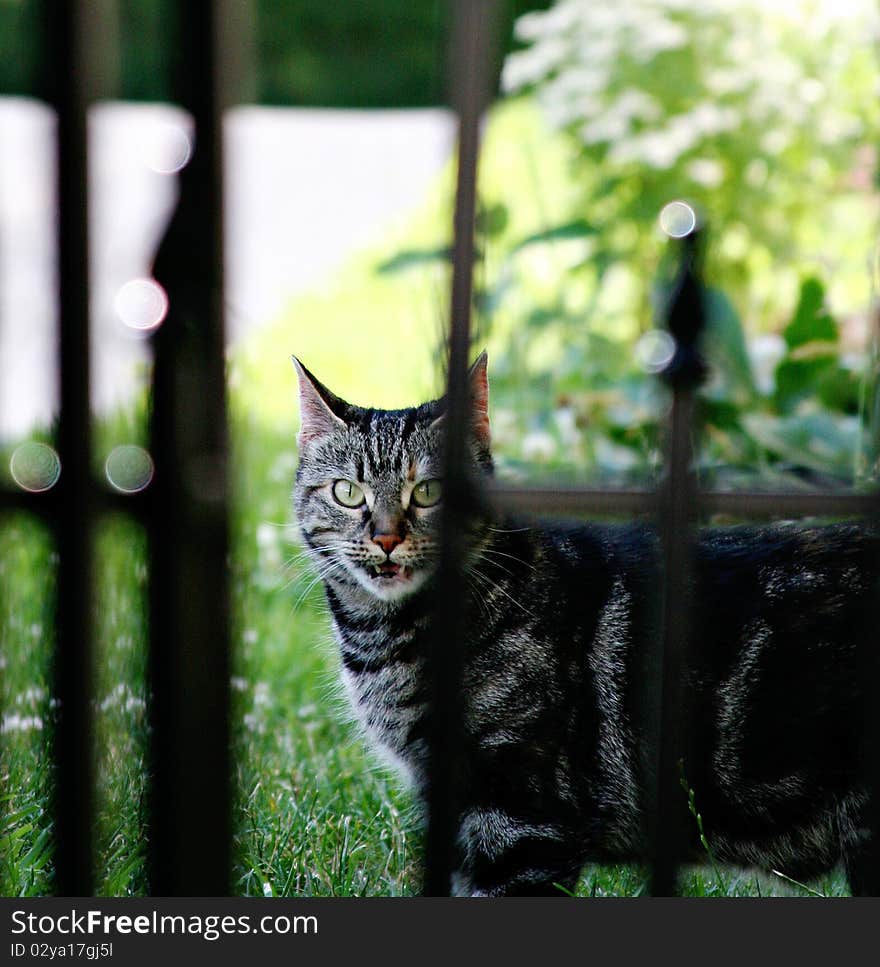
[
  {"xmin": 489, "ymin": 486, "xmax": 879, "ymax": 521},
  {"xmin": 9, "ymin": 482, "xmax": 876, "ymax": 525}
]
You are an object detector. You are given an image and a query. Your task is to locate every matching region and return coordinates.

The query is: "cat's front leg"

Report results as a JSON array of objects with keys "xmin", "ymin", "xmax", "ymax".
[{"xmin": 452, "ymin": 808, "xmax": 581, "ymax": 897}]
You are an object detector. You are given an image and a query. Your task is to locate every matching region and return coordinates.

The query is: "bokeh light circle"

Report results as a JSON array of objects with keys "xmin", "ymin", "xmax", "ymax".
[
  {"xmin": 10, "ymin": 442, "xmax": 61, "ymax": 493},
  {"xmin": 105, "ymin": 445, "xmax": 155, "ymax": 494},
  {"xmin": 635, "ymin": 329, "xmax": 677, "ymax": 374},
  {"xmin": 659, "ymin": 200, "xmax": 697, "ymax": 239},
  {"xmin": 147, "ymin": 124, "xmax": 192, "ymax": 174},
  {"xmin": 114, "ymin": 278, "xmax": 168, "ymax": 333}
]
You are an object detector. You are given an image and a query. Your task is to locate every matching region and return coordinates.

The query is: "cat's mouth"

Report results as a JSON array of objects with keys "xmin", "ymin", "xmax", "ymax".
[
  {"xmin": 369, "ymin": 562, "xmax": 412, "ymax": 581},
  {"xmin": 354, "ymin": 558, "xmax": 427, "ymax": 600}
]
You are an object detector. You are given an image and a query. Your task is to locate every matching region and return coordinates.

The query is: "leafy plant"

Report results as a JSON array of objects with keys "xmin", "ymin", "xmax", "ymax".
[
  {"xmin": 502, "ymin": 0, "xmax": 880, "ymax": 324},
  {"xmin": 461, "ymin": 0, "xmax": 880, "ymax": 487}
]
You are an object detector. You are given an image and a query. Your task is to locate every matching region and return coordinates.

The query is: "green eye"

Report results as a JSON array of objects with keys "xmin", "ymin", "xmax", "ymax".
[
  {"xmin": 411, "ymin": 479, "xmax": 442, "ymax": 508},
  {"xmin": 332, "ymin": 479, "xmax": 365, "ymax": 508}
]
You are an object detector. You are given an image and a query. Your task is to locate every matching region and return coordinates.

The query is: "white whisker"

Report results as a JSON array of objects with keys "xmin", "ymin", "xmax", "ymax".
[
  {"xmin": 291, "ymin": 560, "xmax": 348, "ymax": 609},
  {"xmin": 466, "ymin": 562, "xmax": 536, "ymax": 619},
  {"xmin": 477, "ymin": 546, "xmax": 536, "ymax": 573}
]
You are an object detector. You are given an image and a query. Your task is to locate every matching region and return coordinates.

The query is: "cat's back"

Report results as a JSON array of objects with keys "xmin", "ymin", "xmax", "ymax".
[
  {"xmin": 478, "ymin": 516, "xmax": 659, "ymax": 613},
  {"xmin": 691, "ymin": 520, "xmax": 876, "ymax": 672},
  {"xmin": 469, "ymin": 515, "xmax": 877, "ymax": 757},
  {"xmin": 466, "ymin": 517, "xmax": 660, "ymax": 669}
]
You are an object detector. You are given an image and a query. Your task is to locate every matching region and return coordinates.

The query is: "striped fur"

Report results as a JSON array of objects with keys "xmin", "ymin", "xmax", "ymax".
[{"xmin": 293, "ymin": 357, "xmax": 879, "ymax": 896}]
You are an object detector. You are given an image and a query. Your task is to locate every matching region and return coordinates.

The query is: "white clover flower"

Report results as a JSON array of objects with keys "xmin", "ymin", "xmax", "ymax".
[
  {"xmin": 1, "ymin": 713, "xmax": 44, "ymax": 734},
  {"xmin": 125, "ymin": 694, "xmax": 146, "ymax": 713},
  {"xmin": 19, "ymin": 686, "xmax": 46, "ymax": 705}
]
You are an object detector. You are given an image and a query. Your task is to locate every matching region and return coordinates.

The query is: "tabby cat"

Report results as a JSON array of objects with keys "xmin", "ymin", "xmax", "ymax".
[{"xmin": 292, "ymin": 352, "xmax": 878, "ymax": 896}]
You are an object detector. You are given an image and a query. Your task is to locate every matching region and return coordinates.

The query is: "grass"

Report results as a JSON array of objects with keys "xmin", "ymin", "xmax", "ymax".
[
  {"xmin": 0, "ymin": 97, "xmax": 861, "ymax": 898},
  {"xmin": 0, "ymin": 515, "xmax": 55, "ymax": 896}
]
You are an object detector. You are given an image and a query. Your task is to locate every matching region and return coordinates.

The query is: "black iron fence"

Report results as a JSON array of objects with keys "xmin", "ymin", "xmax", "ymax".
[
  {"xmin": 1, "ymin": 0, "xmax": 878, "ymax": 897},
  {"xmin": 1, "ymin": 0, "xmax": 234, "ymax": 897}
]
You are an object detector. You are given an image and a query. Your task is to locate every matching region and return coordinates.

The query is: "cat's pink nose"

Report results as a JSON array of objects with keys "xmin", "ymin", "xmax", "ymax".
[{"xmin": 372, "ymin": 533, "xmax": 403, "ymax": 556}]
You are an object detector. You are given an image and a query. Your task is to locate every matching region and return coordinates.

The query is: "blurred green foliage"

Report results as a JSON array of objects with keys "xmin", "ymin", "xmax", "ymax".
[
  {"xmin": 2, "ymin": 0, "xmax": 877, "ymax": 487},
  {"xmin": 375, "ymin": 0, "xmax": 880, "ymax": 488},
  {"xmin": 482, "ymin": 0, "xmax": 880, "ymax": 488},
  {"xmin": 0, "ymin": 0, "xmax": 552, "ymax": 105},
  {"xmin": 501, "ymin": 0, "xmax": 880, "ymax": 323}
]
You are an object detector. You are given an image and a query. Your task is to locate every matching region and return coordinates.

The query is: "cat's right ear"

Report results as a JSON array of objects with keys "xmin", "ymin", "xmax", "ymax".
[{"xmin": 292, "ymin": 356, "xmax": 348, "ymax": 447}]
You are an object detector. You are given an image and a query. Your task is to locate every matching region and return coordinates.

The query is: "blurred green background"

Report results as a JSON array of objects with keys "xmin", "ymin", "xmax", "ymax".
[
  {"xmin": 0, "ymin": 0, "xmax": 551, "ymax": 105},
  {"xmin": 230, "ymin": 0, "xmax": 880, "ymax": 490},
  {"xmin": 3, "ymin": 0, "xmax": 876, "ymax": 486}
]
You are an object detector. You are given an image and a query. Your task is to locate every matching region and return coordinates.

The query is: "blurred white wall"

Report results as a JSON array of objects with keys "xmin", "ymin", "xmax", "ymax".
[{"xmin": 0, "ymin": 98, "xmax": 453, "ymax": 440}]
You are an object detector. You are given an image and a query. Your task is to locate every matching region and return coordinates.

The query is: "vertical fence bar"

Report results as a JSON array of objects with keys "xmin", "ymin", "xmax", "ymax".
[
  {"xmin": 648, "ymin": 225, "xmax": 706, "ymax": 896},
  {"xmin": 148, "ymin": 0, "xmax": 234, "ymax": 894},
  {"xmin": 864, "ymin": 519, "xmax": 880, "ymax": 894},
  {"xmin": 863, "ymin": 317, "xmax": 880, "ymax": 894},
  {"xmin": 43, "ymin": 0, "xmax": 99, "ymax": 897},
  {"xmin": 423, "ymin": 0, "xmax": 498, "ymax": 897}
]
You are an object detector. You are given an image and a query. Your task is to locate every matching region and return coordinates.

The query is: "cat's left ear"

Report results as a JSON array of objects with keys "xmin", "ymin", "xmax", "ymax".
[
  {"xmin": 468, "ymin": 350, "xmax": 490, "ymax": 447},
  {"xmin": 292, "ymin": 356, "xmax": 348, "ymax": 447},
  {"xmin": 431, "ymin": 350, "xmax": 490, "ymax": 447}
]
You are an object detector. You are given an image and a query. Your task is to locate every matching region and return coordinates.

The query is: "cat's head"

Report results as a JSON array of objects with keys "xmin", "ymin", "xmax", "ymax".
[{"xmin": 293, "ymin": 353, "xmax": 492, "ymax": 604}]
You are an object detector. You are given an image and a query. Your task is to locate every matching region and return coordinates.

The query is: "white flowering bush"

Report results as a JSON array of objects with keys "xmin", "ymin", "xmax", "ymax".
[
  {"xmin": 501, "ymin": 0, "xmax": 879, "ymax": 312},
  {"xmin": 474, "ymin": 0, "xmax": 880, "ymax": 483}
]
